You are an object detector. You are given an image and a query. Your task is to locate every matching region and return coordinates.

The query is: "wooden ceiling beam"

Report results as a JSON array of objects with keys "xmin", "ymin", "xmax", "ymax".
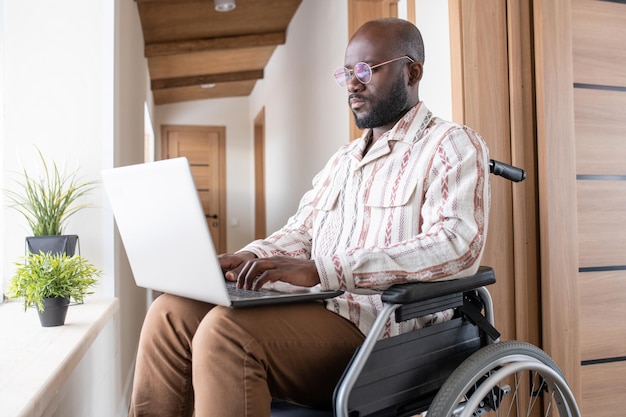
[
  {"xmin": 151, "ymin": 69, "xmax": 264, "ymax": 90},
  {"xmin": 145, "ymin": 32, "xmax": 286, "ymax": 57}
]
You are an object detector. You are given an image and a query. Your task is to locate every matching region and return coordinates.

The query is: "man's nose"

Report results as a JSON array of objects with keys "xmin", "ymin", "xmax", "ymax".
[{"xmin": 347, "ymin": 75, "xmax": 365, "ymax": 92}]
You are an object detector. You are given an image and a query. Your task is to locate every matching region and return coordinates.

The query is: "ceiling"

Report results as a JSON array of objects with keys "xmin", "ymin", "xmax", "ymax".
[{"xmin": 135, "ymin": 0, "xmax": 303, "ymax": 105}]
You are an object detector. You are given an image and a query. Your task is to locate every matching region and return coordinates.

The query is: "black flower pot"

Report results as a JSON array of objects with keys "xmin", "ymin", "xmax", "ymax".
[
  {"xmin": 37, "ymin": 297, "xmax": 70, "ymax": 327},
  {"xmin": 26, "ymin": 235, "xmax": 79, "ymax": 256}
]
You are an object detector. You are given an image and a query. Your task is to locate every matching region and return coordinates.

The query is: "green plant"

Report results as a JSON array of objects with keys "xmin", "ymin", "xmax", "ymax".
[
  {"xmin": 5, "ymin": 149, "xmax": 96, "ymax": 236},
  {"xmin": 8, "ymin": 251, "xmax": 101, "ymax": 312}
]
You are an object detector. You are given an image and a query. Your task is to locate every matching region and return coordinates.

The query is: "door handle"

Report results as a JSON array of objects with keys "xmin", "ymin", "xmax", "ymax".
[{"xmin": 208, "ymin": 214, "xmax": 218, "ymax": 219}]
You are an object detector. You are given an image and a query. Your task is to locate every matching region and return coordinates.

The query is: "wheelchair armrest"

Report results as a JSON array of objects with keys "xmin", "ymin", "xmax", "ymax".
[
  {"xmin": 381, "ymin": 266, "xmax": 495, "ymax": 322},
  {"xmin": 380, "ymin": 266, "xmax": 495, "ymax": 304}
]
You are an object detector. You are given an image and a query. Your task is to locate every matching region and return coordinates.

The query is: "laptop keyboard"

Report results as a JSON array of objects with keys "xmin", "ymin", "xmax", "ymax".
[{"xmin": 226, "ymin": 282, "xmax": 279, "ymax": 298}]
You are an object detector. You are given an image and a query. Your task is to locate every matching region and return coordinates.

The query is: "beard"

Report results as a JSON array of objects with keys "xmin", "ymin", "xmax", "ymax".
[{"xmin": 352, "ymin": 76, "xmax": 409, "ymax": 129}]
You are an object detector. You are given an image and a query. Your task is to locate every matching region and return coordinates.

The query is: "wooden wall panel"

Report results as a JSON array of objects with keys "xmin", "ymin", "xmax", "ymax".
[
  {"xmin": 575, "ymin": 88, "xmax": 626, "ymax": 175},
  {"xmin": 577, "ymin": 181, "xmax": 626, "ymax": 267},
  {"xmin": 580, "ymin": 362, "xmax": 626, "ymax": 417},
  {"xmin": 571, "ymin": 0, "xmax": 626, "ymax": 413},
  {"xmin": 572, "ymin": 0, "xmax": 626, "ymax": 86},
  {"xmin": 579, "ymin": 270, "xmax": 626, "ymax": 361},
  {"xmin": 533, "ymin": 0, "xmax": 581, "ymax": 396},
  {"xmin": 506, "ymin": 0, "xmax": 541, "ymax": 348},
  {"xmin": 449, "ymin": 0, "xmax": 517, "ymax": 343},
  {"xmin": 348, "ymin": 0, "xmax": 398, "ymax": 33}
]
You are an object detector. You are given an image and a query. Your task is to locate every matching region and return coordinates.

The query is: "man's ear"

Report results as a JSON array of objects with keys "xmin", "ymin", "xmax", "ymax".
[{"xmin": 407, "ymin": 62, "xmax": 423, "ymax": 85}]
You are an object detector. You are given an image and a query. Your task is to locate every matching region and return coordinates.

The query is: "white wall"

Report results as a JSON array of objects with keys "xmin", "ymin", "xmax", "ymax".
[
  {"xmin": 248, "ymin": 0, "xmax": 350, "ymax": 234},
  {"xmin": 1, "ymin": 0, "xmax": 112, "ymax": 292},
  {"xmin": 0, "ymin": 0, "xmax": 5, "ymax": 286},
  {"xmin": 1, "ymin": 1, "xmax": 149, "ymax": 415},
  {"xmin": 113, "ymin": 0, "xmax": 153, "ymax": 409},
  {"xmin": 412, "ymin": 0, "xmax": 453, "ymax": 121}
]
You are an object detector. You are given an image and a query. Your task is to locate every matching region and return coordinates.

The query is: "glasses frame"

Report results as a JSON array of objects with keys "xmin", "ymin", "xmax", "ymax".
[{"xmin": 333, "ymin": 55, "xmax": 415, "ymax": 87}]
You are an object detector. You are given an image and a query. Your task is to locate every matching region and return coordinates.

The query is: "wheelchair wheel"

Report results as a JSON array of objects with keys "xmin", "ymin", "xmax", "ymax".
[{"xmin": 426, "ymin": 341, "xmax": 580, "ymax": 417}]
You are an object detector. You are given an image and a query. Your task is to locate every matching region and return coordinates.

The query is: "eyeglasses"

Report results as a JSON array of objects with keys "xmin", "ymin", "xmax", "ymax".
[{"xmin": 333, "ymin": 56, "xmax": 415, "ymax": 87}]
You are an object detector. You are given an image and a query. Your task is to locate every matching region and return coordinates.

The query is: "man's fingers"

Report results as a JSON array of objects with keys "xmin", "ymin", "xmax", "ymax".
[
  {"xmin": 234, "ymin": 256, "xmax": 319, "ymax": 290},
  {"xmin": 237, "ymin": 259, "xmax": 268, "ymax": 289},
  {"xmin": 239, "ymin": 259, "xmax": 283, "ymax": 290},
  {"xmin": 224, "ymin": 270, "xmax": 237, "ymax": 282}
]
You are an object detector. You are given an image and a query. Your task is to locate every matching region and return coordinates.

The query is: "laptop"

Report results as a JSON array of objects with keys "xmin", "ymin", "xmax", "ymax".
[{"xmin": 101, "ymin": 157, "xmax": 343, "ymax": 307}]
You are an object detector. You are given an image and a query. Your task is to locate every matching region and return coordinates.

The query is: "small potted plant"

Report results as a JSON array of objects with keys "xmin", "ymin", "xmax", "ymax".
[
  {"xmin": 7, "ymin": 251, "xmax": 101, "ymax": 327},
  {"xmin": 4, "ymin": 148, "xmax": 96, "ymax": 256}
]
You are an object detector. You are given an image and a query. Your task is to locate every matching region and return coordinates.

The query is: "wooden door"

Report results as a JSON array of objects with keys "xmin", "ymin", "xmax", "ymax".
[
  {"xmin": 254, "ymin": 108, "xmax": 267, "ymax": 239},
  {"xmin": 347, "ymin": 0, "xmax": 399, "ymax": 141},
  {"xmin": 569, "ymin": 1, "xmax": 626, "ymax": 414},
  {"xmin": 161, "ymin": 125, "xmax": 227, "ymax": 253},
  {"xmin": 449, "ymin": 0, "xmax": 542, "ymax": 354},
  {"xmin": 533, "ymin": 2, "xmax": 626, "ymax": 413}
]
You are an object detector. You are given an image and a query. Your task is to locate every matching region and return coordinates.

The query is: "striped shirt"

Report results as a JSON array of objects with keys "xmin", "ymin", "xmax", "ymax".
[{"xmin": 241, "ymin": 103, "xmax": 491, "ymax": 337}]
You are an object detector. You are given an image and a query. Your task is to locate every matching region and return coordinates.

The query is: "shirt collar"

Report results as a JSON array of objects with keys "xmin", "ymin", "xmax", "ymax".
[
  {"xmin": 350, "ymin": 102, "xmax": 433, "ymax": 165},
  {"xmin": 387, "ymin": 102, "xmax": 433, "ymax": 145}
]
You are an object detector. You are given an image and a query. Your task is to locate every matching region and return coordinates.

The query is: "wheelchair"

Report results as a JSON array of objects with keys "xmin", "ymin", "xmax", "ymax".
[{"xmin": 272, "ymin": 160, "xmax": 581, "ymax": 417}]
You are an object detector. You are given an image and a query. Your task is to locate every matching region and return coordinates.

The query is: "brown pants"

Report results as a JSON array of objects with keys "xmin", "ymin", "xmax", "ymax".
[{"xmin": 128, "ymin": 294, "xmax": 364, "ymax": 417}]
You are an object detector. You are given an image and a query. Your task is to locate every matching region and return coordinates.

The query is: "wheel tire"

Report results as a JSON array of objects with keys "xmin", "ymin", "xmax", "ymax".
[{"xmin": 427, "ymin": 340, "xmax": 580, "ymax": 417}]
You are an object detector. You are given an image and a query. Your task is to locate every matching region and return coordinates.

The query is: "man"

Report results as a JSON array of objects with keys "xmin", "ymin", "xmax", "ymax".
[{"xmin": 128, "ymin": 17, "xmax": 490, "ymax": 417}]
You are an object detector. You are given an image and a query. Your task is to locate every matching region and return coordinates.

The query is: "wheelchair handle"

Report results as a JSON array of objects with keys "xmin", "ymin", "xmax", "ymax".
[{"xmin": 489, "ymin": 159, "xmax": 526, "ymax": 182}]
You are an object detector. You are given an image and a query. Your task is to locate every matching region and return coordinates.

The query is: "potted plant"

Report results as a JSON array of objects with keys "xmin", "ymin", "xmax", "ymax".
[
  {"xmin": 7, "ymin": 251, "xmax": 101, "ymax": 327},
  {"xmin": 4, "ymin": 149, "xmax": 96, "ymax": 256}
]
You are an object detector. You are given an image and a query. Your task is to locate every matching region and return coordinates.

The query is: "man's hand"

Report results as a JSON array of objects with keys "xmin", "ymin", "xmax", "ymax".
[
  {"xmin": 236, "ymin": 256, "xmax": 320, "ymax": 291},
  {"xmin": 218, "ymin": 251, "xmax": 258, "ymax": 282}
]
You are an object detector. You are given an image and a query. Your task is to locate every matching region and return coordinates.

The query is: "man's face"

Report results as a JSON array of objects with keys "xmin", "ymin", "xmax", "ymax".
[{"xmin": 343, "ymin": 37, "xmax": 411, "ymax": 130}]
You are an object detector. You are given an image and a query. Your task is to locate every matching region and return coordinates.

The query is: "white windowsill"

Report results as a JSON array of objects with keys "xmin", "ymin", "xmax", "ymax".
[{"xmin": 0, "ymin": 298, "xmax": 120, "ymax": 417}]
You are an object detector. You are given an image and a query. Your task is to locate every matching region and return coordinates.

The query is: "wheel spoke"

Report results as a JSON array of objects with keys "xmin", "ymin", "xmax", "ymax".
[{"xmin": 427, "ymin": 341, "xmax": 580, "ymax": 417}]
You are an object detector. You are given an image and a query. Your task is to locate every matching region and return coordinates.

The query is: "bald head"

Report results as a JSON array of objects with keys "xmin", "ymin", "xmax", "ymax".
[{"xmin": 351, "ymin": 18, "xmax": 425, "ymax": 65}]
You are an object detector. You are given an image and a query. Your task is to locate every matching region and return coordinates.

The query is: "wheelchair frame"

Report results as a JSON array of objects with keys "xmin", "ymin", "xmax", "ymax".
[{"xmin": 271, "ymin": 161, "xmax": 581, "ymax": 417}]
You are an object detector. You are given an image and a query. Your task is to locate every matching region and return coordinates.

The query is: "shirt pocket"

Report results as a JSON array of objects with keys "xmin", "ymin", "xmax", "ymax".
[{"xmin": 364, "ymin": 173, "xmax": 422, "ymax": 208}]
